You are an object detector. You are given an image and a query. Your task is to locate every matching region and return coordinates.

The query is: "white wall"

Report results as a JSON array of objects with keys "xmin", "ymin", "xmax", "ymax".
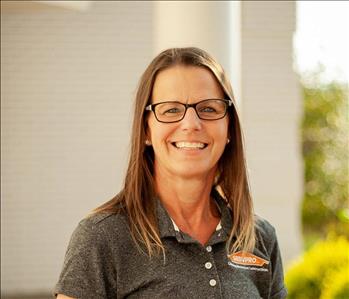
[{"xmin": 1, "ymin": 1, "xmax": 154, "ymax": 295}]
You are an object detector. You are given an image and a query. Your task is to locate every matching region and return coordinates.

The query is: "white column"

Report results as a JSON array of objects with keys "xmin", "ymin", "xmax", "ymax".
[
  {"xmin": 241, "ymin": 1, "xmax": 302, "ymax": 263},
  {"xmin": 154, "ymin": 1, "xmax": 242, "ymax": 107}
]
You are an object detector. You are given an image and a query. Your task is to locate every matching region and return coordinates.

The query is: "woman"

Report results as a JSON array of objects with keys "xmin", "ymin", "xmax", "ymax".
[{"xmin": 55, "ymin": 47, "xmax": 287, "ymax": 299}]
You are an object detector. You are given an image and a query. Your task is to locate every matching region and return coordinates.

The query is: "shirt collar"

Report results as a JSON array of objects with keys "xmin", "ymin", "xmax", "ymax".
[{"xmin": 156, "ymin": 189, "xmax": 233, "ymax": 244}]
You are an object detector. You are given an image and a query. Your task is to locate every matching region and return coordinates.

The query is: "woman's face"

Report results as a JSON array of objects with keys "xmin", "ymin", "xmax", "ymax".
[{"xmin": 146, "ymin": 65, "xmax": 229, "ymax": 180}]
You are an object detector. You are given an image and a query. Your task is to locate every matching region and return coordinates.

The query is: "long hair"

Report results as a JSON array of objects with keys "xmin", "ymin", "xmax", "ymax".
[{"xmin": 94, "ymin": 47, "xmax": 255, "ymax": 256}]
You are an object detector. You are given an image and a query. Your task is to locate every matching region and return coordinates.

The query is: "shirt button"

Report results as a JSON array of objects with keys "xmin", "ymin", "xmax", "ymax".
[
  {"xmin": 206, "ymin": 246, "xmax": 212, "ymax": 252},
  {"xmin": 209, "ymin": 279, "xmax": 217, "ymax": 287},
  {"xmin": 205, "ymin": 262, "xmax": 212, "ymax": 269}
]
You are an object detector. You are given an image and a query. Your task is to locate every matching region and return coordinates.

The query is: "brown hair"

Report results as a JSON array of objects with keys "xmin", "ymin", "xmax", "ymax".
[{"xmin": 94, "ymin": 47, "xmax": 255, "ymax": 256}]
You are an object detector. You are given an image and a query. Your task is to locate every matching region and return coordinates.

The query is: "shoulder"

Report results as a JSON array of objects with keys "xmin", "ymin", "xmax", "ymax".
[
  {"xmin": 254, "ymin": 215, "xmax": 279, "ymax": 253},
  {"xmin": 81, "ymin": 211, "xmax": 128, "ymax": 231},
  {"xmin": 255, "ymin": 215, "xmax": 277, "ymax": 239},
  {"xmin": 68, "ymin": 212, "xmax": 130, "ymax": 250},
  {"xmin": 55, "ymin": 212, "xmax": 126, "ymax": 298}
]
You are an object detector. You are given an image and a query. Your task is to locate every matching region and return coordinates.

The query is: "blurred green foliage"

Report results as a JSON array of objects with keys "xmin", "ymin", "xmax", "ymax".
[
  {"xmin": 286, "ymin": 75, "xmax": 348, "ymax": 298},
  {"xmin": 301, "ymin": 77, "xmax": 349, "ymax": 246},
  {"xmin": 285, "ymin": 237, "xmax": 349, "ymax": 299}
]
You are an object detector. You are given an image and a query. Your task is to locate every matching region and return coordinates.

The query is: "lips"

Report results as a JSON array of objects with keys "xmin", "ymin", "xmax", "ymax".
[{"xmin": 172, "ymin": 141, "xmax": 208, "ymax": 149}]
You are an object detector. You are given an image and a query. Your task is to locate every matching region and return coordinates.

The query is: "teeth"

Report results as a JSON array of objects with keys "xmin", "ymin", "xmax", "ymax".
[{"xmin": 174, "ymin": 142, "xmax": 206, "ymax": 149}]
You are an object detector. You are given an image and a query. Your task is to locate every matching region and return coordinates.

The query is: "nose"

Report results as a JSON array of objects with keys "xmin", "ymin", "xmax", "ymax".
[{"xmin": 180, "ymin": 107, "xmax": 202, "ymax": 130}]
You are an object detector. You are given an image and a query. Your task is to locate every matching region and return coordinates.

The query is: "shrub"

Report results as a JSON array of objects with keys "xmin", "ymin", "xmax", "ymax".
[
  {"xmin": 321, "ymin": 267, "xmax": 349, "ymax": 299},
  {"xmin": 285, "ymin": 236, "xmax": 349, "ymax": 299}
]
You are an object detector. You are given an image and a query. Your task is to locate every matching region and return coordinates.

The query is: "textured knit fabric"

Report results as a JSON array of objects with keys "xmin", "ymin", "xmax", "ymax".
[{"xmin": 54, "ymin": 190, "xmax": 287, "ymax": 299}]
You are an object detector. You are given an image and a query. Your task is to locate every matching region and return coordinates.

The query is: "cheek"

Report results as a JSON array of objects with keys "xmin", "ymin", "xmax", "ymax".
[
  {"xmin": 147, "ymin": 119, "xmax": 170, "ymax": 145},
  {"xmin": 217, "ymin": 119, "xmax": 229, "ymax": 140},
  {"xmin": 146, "ymin": 118, "xmax": 158, "ymax": 141}
]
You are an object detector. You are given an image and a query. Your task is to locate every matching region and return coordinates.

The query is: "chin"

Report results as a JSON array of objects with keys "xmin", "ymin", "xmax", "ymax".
[{"xmin": 170, "ymin": 164, "xmax": 216, "ymax": 179}]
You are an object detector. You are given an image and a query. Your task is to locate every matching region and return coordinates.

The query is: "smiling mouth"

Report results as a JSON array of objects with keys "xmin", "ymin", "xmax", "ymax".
[{"xmin": 172, "ymin": 141, "xmax": 208, "ymax": 149}]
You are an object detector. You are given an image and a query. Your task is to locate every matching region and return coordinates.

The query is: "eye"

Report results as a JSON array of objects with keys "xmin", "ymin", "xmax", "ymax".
[
  {"xmin": 199, "ymin": 106, "xmax": 217, "ymax": 113},
  {"xmin": 164, "ymin": 107, "xmax": 181, "ymax": 114},
  {"xmin": 157, "ymin": 103, "xmax": 184, "ymax": 116}
]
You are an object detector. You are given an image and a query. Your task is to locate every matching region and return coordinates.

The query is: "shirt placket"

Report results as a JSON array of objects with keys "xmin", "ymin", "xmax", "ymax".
[
  {"xmin": 170, "ymin": 221, "xmax": 227, "ymax": 298},
  {"xmin": 202, "ymin": 243, "xmax": 225, "ymax": 298}
]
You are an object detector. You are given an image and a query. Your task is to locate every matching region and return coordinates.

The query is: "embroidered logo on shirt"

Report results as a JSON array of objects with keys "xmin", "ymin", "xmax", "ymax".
[{"xmin": 227, "ymin": 251, "xmax": 269, "ymax": 272}]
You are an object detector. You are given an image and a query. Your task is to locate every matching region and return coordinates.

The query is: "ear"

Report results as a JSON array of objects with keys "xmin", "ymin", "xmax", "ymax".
[
  {"xmin": 226, "ymin": 114, "xmax": 231, "ymax": 143},
  {"xmin": 145, "ymin": 124, "xmax": 150, "ymax": 141},
  {"xmin": 144, "ymin": 119, "xmax": 152, "ymax": 146}
]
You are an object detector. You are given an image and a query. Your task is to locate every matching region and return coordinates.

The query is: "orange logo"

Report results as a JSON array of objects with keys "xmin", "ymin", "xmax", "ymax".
[{"xmin": 228, "ymin": 251, "xmax": 269, "ymax": 267}]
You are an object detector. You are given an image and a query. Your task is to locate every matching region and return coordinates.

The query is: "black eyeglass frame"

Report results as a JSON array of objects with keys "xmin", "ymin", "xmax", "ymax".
[{"xmin": 145, "ymin": 99, "xmax": 233, "ymax": 123}]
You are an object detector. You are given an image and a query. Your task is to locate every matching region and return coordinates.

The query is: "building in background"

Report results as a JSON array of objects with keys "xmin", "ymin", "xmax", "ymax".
[{"xmin": 1, "ymin": 1, "xmax": 301, "ymax": 297}]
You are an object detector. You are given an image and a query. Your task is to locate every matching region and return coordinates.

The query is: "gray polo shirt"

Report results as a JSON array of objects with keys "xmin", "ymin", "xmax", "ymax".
[{"xmin": 54, "ymin": 191, "xmax": 287, "ymax": 298}]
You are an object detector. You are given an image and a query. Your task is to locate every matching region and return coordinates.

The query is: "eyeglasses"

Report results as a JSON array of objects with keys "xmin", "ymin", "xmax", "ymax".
[{"xmin": 145, "ymin": 99, "xmax": 233, "ymax": 123}]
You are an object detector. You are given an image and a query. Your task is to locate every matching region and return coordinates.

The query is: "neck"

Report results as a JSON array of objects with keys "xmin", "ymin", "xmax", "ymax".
[{"xmin": 154, "ymin": 166, "xmax": 219, "ymax": 235}]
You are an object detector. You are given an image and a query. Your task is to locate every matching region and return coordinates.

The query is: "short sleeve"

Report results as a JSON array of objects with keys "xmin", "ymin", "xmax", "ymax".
[
  {"xmin": 54, "ymin": 218, "xmax": 117, "ymax": 299},
  {"xmin": 269, "ymin": 229, "xmax": 287, "ymax": 299}
]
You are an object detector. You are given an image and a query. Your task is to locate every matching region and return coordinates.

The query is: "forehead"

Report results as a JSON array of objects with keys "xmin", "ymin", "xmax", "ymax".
[{"xmin": 152, "ymin": 65, "xmax": 224, "ymax": 102}]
